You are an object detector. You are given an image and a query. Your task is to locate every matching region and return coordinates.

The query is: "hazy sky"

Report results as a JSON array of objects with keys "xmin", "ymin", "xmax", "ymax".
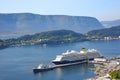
[{"xmin": 0, "ymin": 0, "xmax": 120, "ymax": 21}]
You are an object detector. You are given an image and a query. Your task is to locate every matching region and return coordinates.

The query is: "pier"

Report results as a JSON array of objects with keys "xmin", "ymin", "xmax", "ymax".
[
  {"xmin": 33, "ymin": 61, "xmax": 88, "ymax": 73},
  {"xmin": 86, "ymin": 56, "xmax": 120, "ymax": 80}
]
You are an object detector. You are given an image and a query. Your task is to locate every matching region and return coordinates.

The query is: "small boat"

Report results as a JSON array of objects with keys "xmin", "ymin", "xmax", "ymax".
[{"xmin": 33, "ymin": 64, "xmax": 54, "ymax": 73}]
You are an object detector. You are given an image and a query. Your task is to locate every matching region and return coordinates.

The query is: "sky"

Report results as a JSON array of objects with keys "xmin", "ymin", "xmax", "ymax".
[{"xmin": 0, "ymin": 0, "xmax": 120, "ymax": 21}]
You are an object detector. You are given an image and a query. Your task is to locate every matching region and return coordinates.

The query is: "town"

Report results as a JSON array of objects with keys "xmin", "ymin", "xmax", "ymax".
[{"xmin": 86, "ymin": 56, "xmax": 120, "ymax": 80}]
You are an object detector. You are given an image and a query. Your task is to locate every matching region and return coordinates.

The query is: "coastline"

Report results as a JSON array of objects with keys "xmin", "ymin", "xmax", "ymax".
[{"xmin": 86, "ymin": 56, "xmax": 120, "ymax": 80}]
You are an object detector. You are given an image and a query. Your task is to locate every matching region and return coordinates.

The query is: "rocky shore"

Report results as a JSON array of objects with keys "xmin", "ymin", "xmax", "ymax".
[{"xmin": 86, "ymin": 56, "xmax": 120, "ymax": 80}]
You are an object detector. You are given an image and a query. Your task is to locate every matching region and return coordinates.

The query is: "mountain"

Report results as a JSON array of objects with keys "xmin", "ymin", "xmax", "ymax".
[
  {"xmin": 0, "ymin": 13, "xmax": 104, "ymax": 38},
  {"xmin": 12, "ymin": 30, "xmax": 87, "ymax": 44},
  {"xmin": 87, "ymin": 25, "xmax": 120, "ymax": 38},
  {"xmin": 0, "ymin": 30, "xmax": 87, "ymax": 48},
  {"xmin": 101, "ymin": 19, "xmax": 120, "ymax": 28}
]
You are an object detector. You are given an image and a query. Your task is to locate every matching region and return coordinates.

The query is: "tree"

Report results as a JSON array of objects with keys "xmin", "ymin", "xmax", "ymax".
[{"xmin": 110, "ymin": 70, "xmax": 120, "ymax": 79}]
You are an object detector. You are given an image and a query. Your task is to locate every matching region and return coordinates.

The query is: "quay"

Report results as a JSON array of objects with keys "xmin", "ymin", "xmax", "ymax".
[
  {"xmin": 33, "ymin": 55, "xmax": 120, "ymax": 79},
  {"xmin": 86, "ymin": 55, "xmax": 120, "ymax": 80},
  {"xmin": 33, "ymin": 61, "xmax": 87, "ymax": 73}
]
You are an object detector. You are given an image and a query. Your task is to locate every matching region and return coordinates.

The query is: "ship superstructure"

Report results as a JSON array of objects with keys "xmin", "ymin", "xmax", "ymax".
[{"xmin": 52, "ymin": 48, "xmax": 102, "ymax": 65}]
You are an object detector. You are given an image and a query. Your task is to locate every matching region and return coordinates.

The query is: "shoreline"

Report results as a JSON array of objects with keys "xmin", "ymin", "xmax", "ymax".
[{"xmin": 86, "ymin": 56, "xmax": 120, "ymax": 80}]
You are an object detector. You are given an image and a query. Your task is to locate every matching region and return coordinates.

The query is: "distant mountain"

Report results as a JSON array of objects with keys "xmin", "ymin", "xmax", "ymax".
[
  {"xmin": 87, "ymin": 25, "xmax": 120, "ymax": 38},
  {"xmin": 0, "ymin": 13, "xmax": 104, "ymax": 38},
  {"xmin": 101, "ymin": 19, "xmax": 120, "ymax": 28}
]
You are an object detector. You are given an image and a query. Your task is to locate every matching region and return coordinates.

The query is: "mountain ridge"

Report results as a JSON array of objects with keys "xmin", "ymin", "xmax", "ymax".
[
  {"xmin": 1, "ymin": 25, "xmax": 120, "ymax": 49},
  {"xmin": 0, "ymin": 30, "xmax": 87, "ymax": 49},
  {"xmin": 101, "ymin": 19, "xmax": 120, "ymax": 28},
  {"xmin": 0, "ymin": 13, "xmax": 104, "ymax": 38}
]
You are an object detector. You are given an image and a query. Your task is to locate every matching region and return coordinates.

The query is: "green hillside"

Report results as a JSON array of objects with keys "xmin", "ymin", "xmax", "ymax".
[
  {"xmin": 15, "ymin": 30, "xmax": 87, "ymax": 44},
  {"xmin": 87, "ymin": 25, "xmax": 120, "ymax": 39},
  {"xmin": 0, "ymin": 30, "xmax": 88, "ymax": 49}
]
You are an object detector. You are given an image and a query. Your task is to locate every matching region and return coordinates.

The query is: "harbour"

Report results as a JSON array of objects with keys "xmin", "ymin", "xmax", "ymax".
[
  {"xmin": 33, "ymin": 55, "xmax": 120, "ymax": 80},
  {"xmin": 33, "ymin": 61, "xmax": 88, "ymax": 73},
  {"xmin": 0, "ymin": 40, "xmax": 120, "ymax": 80},
  {"xmin": 86, "ymin": 56, "xmax": 120, "ymax": 80},
  {"xmin": 33, "ymin": 48, "xmax": 102, "ymax": 73}
]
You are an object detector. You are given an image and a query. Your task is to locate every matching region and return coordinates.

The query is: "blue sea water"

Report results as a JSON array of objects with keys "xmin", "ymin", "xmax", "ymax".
[{"xmin": 0, "ymin": 40, "xmax": 120, "ymax": 80}]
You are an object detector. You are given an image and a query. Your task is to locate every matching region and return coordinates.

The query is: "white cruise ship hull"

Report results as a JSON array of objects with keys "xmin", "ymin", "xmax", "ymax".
[
  {"xmin": 52, "ymin": 48, "xmax": 103, "ymax": 65},
  {"xmin": 52, "ymin": 58, "xmax": 94, "ymax": 65}
]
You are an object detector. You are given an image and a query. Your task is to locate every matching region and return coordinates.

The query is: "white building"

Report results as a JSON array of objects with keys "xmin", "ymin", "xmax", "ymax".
[
  {"xmin": 118, "ymin": 36, "xmax": 120, "ymax": 39},
  {"xmin": 94, "ymin": 58, "xmax": 106, "ymax": 62},
  {"xmin": 104, "ymin": 37, "xmax": 112, "ymax": 40}
]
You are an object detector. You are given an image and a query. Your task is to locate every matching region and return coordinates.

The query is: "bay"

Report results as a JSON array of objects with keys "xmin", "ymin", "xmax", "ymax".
[{"xmin": 0, "ymin": 40, "xmax": 120, "ymax": 80}]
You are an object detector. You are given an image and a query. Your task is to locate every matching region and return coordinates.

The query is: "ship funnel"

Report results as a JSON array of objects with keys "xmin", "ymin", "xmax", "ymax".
[{"xmin": 80, "ymin": 48, "xmax": 86, "ymax": 53}]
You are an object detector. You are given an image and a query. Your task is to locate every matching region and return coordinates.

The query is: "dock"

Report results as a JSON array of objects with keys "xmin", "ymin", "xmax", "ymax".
[
  {"xmin": 33, "ymin": 61, "xmax": 88, "ymax": 73},
  {"xmin": 89, "ymin": 61, "xmax": 104, "ymax": 65},
  {"xmin": 86, "ymin": 56, "xmax": 120, "ymax": 80},
  {"xmin": 54, "ymin": 61, "xmax": 87, "ymax": 68}
]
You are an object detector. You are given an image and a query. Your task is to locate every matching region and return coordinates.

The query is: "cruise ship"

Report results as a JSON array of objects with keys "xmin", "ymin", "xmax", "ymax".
[{"xmin": 52, "ymin": 48, "xmax": 102, "ymax": 65}]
